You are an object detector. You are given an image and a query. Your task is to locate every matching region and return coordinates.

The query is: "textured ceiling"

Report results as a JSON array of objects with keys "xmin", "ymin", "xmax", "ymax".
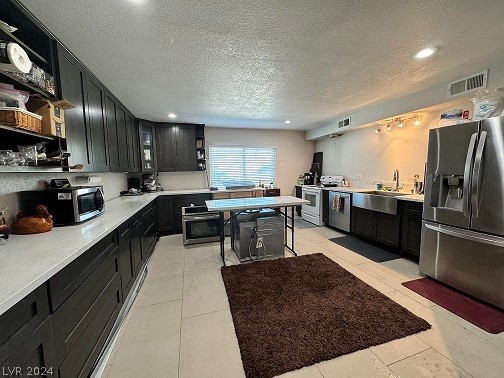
[{"xmin": 18, "ymin": 0, "xmax": 504, "ymax": 130}]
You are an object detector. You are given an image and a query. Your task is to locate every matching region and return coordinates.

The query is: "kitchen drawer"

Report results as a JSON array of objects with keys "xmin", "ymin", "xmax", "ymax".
[
  {"xmin": 140, "ymin": 202, "xmax": 155, "ymax": 218},
  {"xmin": 142, "ymin": 211, "xmax": 156, "ymax": 236},
  {"xmin": 118, "ymin": 219, "xmax": 132, "ymax": 243},
  {"xmin": 402, "ymin": 201, "xmax": 423, "ymax": 215},
  {"xmin": 212, "ymin": 192, "xmax": 230, "ymax": 199},
  {"xmin": 230, "ymin": 191, "xmax": 253, "ymax": 198},
  {"xmin": 58, "ymin": 273, "xmax": 122, "ymax": 378},
  {"xmin": 141, "ymin": 221, "xmax": 157, "ymax": 259},
  {"xmin": 48, "ymin": 230, "xmax": 118, "ymax": 311},
  {"xmin": 264, "ymin": 188, "xmax": 281, "ymax": 197},
  {"xmin": 131, "ymin": 212, "xmax": 141, "ymax": 228},
  {"xmin": 52, "ymin": 245, "xmax": 120, "ymax": 363},
  {"xmin": 1, "ymin": 316, "xmax": 57, "ymax": 377},
  {"xmin": 0, "ymin": 284, "xmax": 50, "ymax": 364}
]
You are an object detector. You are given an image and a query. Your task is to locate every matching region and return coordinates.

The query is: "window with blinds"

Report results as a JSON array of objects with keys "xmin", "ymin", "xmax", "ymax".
[{"xmin": 208, "ymin": 146, "xmax": 277, "ymax": 188}]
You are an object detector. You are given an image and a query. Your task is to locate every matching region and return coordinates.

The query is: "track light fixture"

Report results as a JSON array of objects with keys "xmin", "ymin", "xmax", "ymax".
[
  {"xmin": 375, "ymin": 125, "xmax": 381, "ymax": 134},
  {"xmin": 414, "ymin": 115, "xmax": 421, "ymax": 126},
  {"xmin": 398, "ymin": 118, "xmax": 404, "ymax": 128},
  {"xmin": 386, "ymin": 123, "xmax": 392, "ymax": 131}
]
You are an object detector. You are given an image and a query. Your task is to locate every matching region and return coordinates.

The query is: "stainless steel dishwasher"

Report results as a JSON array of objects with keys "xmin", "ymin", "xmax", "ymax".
[{"xmin": 328, "ymin": 191, "xmax": 351, "ymax": 232}]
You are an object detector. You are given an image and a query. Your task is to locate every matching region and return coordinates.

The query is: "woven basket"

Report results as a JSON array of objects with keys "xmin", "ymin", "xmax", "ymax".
[{"xmin": 0, "ymin": 108, "xmax": 42, "ymax": 133}]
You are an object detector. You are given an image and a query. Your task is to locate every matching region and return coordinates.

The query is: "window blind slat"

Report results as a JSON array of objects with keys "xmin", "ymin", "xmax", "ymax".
[{"xmin": 209, "ymin": 146, "xmax": 277, "ymax": 188}]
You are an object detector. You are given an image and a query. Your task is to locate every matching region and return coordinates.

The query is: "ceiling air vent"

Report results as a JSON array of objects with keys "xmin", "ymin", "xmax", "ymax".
[
  {"xmin": 337, "ymin": 117, "xmax": 351, "ymax": 129},
  {"xmin": 448, "ymin": 70, "xmax": 488, "ymax": 98}
]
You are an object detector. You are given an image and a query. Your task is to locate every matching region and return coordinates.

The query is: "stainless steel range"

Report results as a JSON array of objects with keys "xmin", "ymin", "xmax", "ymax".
[{"xmin": 182, "ymin": 205, "xmax": 221, "ymax": 245}]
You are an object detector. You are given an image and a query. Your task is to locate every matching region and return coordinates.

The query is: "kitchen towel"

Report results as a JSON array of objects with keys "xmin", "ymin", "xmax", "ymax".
[{"xmin": 332, "ymin": 194, "xmax": 343, "ymax": 211}]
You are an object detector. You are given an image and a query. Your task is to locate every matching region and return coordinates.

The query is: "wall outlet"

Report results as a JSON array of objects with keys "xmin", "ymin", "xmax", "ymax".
[{"xmin": 356, "ymin": 174, "xmax": 362, "ymax": 181}]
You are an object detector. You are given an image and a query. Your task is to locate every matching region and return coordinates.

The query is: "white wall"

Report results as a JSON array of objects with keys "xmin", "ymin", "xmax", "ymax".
[
  {"xmin": 316, "ymin": 100, "xmax": 473, "ymax": 189},
  {"xmin": 0, "ymin": 172, "xmax": 127, "ymax": 223},
  {"xmin": 158, "ymin": 127, "xmax": 315, "ymax": 194},
  {"xmin": 307, "ymin": 54, "xmax": 504, "ymax": 140}
]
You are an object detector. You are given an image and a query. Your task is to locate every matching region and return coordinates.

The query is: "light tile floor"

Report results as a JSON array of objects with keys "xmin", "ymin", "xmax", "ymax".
[{"xmin": 103, "ymin": 220, "xmax": 504, "ymax": 378}]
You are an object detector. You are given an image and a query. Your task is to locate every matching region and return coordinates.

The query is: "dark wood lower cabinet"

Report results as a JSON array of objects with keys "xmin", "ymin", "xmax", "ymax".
[
  {"xmin": 0, "ymin": 284, "xmax": 50, "ymax": 364},
  {"xmin": 1, "ymin": 203, "xmax": 160, "ymax": 378},
  {"xmin": 352, "ymin": 207, "xmax": 400, "ymax": 249},
  {"xmin": 352, "ymin": 207, "xmax": 374, "ymax": 239},
  {"xmin": 295, "ymin": 185, "xmax": 302, "ymax": 216},
  {"xmin": 157, "ymin": 196, "xmax": 174, "ymax": 234},
  {"xmin": 157, "ymin": 194, "xmax": 211, "ymax": 235},
  {"xmin": 401, "ymin": 201, "xmax": 423, "ymax": 262},
  {"xmin": 118, "ymin": 220, "xmax": 135, "ymax": 297},
  {"xmin": 373, "ymin": 212, "xmax": 401, "ymax": 248},
  {"xmin": 1, "ymin": 316, "xmax": 57, "ymax": 377}
]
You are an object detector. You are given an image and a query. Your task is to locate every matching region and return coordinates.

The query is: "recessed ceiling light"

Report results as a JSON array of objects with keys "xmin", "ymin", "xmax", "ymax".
[
  {"xmin": 415, "ymin": 47, "xmax": 437, "ymax": 59},
  {"xmin": 167, "ymin": 113, "xmax": 177, "ymax": 118},
  {"xmin": 284, "ymin": 120, "xmax": 291, "ymax": 124},
  {"xmin": 127, "ymin": 0, "xmax": 146, "ymax": 4}
]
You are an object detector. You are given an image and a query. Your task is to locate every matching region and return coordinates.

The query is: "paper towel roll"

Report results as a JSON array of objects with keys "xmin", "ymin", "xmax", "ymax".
[
  {"xmin": 75, "ymin": 176, "xmax": 102, "ymax": 184},
  {"xmin": 0, "ymin": 42, "xmax": 32, "ymax": 74}
]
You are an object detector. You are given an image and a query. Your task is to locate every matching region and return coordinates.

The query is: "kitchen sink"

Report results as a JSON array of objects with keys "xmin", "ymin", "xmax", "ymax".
[
  {"xmin": 352, "ymin": 191, "xmax": 411, "ymax": 214},
  {"xmin": 366, "ymin": 191, "xmax": 413, "ymax": 197}
]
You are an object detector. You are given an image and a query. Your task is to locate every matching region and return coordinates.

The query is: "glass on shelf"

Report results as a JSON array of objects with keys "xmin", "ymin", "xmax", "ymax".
[
  {"xmin": 143, "ymin": 131, "xmax": 152, "ymax": 146},
  {"xmin": 0, "ymin": 150, "xmax": 14, "ymax": 165},
  {"xmin": 143, "ymin": 149, "xmax": 151, "ymax": 161}
]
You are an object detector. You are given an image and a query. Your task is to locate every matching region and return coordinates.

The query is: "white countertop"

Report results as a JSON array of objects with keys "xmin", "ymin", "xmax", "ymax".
[
  {"xmin": 206, "ymin": 196, "xmax": 309, "ymax": 211},
  {"xmin": 157, "ymin": 187, "xmax": 264, "ymax": 195},
  {"xmin": 0, "ymin": 187, "xmax": 269, "ymax": 316},
  {"xmin": 0, "ymin": 185, "xmax": 422, "ymax": 316},
  {"xmin": 0, "ymin": 193, "xmax": 159, "ymax": 316}
]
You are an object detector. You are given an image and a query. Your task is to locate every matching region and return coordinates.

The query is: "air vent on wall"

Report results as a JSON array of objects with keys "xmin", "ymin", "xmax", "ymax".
[
  {"xmin": 337, "ymin": 117, "xmax": 351, "ymax": 128},
  {"xmin": 448, "ymin": 70, "xmax": 488, "ymax": 98}
]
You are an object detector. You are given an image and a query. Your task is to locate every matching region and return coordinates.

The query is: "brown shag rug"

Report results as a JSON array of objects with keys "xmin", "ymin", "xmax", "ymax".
[{"xmin": 221, "ymin": 253, "xmax": 431, "ymax": 378}]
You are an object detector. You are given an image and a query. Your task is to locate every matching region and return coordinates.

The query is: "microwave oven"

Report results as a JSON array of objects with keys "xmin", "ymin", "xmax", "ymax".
[{"xmin": 19, "ymin": 186, "xmax": 105, "ymax": 226}]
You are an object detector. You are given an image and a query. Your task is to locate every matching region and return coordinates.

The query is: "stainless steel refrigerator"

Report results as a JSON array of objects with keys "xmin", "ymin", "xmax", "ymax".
[{"xmin": 420, "ymin": 115, "xmax": 504, "ymax": 309}]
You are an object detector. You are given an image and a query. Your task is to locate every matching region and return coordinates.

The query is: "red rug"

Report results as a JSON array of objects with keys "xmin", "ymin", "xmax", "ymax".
[{"xmin": 402, "ymin": 277, "xmax": 504, "ymax": 334}]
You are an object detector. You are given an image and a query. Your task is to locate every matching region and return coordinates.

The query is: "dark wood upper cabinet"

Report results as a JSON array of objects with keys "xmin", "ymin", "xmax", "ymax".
[
  {"xmin": 177, "ymin": 124, "xmax": 198, "ymax": 171},
  {"xmin": 155, "ymin": 124, "xmax": 177, "ymax": 172},
  {"xmin": 155, "ymin": 123, "xmax": 202, "ymax": 172},
  {"xmin": 127, "ymin": 113, "xmax": 141, "ymax": 172},
  {"xmin": 115, "ymin": 105, "xmax": 130, "ymax": 172},
  {"xmin": 104, "ymin": 94, "xmax": 120, "ymax": 172},
  {"xmin": 56, "ymin": 44, "xmax": 92, "ymax": 171},
  {"xmin": 139, "ymin": 120, "xmax": 157, "ymax": 172},
  {"xmin": 84, "ymin": 74, "xmax": 109, "ymax": 172}
]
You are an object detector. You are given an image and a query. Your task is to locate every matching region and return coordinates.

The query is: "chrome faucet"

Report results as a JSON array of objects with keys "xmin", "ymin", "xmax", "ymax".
[{"xmin": 393, "ymin": 170, "xmax": 403, "ymax": 191}]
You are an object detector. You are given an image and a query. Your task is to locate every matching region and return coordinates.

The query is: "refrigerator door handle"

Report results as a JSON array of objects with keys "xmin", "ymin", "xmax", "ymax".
[
  {"xmin": 471, "ymin": 131, "xmax": 487, "ymax": 218},
  {"xmin": 424, "ymin": 222, "xmax": 504, "ymax": 247},
  {"xmin": 462, "ymin": 133, "xmax": 478, "ymax": 217}
]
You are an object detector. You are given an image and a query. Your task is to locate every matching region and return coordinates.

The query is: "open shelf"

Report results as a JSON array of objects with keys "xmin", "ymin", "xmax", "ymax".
[
  {"xmin": 0, "ymin": 71, "xmax": 55, "ymax": 99},
  {"xmin": 0, "ymin": 165, "xmax": 62, "ymax": 173},
  {"xmin": 0, "ymin": 123, "xmax": 53, "ymax": 141},
  {"xmin": 0, "ymin": 29, "xmax": 49, "ymax": 65}
]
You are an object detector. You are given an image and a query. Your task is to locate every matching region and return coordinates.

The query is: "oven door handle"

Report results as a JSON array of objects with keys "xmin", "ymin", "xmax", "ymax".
[{"xmin": 183, "ymin": 214, "xmax": 220, "ymax": 221}]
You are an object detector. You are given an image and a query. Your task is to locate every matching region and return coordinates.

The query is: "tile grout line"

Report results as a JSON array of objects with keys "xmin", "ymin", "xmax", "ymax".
[
  {"xmin": 178, "ymin": 247, "xmax": 186, "ymax": 378},
  {"xmin": 182, "ymin": 307, "xmax": 230, "ymax": 321},
  {"xmin": 381, "ymin": 346, "xmax": 432, "ymax": 367}
]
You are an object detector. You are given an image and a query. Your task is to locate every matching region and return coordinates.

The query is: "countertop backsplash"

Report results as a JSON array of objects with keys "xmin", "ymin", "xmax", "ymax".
[
  {"xmin": 0, "ymin": 172, "xmax": 127, "ymax": 223},
  {"xmin": 157, "ymin": 171, "xmax": 208, "ymax": 190}
]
